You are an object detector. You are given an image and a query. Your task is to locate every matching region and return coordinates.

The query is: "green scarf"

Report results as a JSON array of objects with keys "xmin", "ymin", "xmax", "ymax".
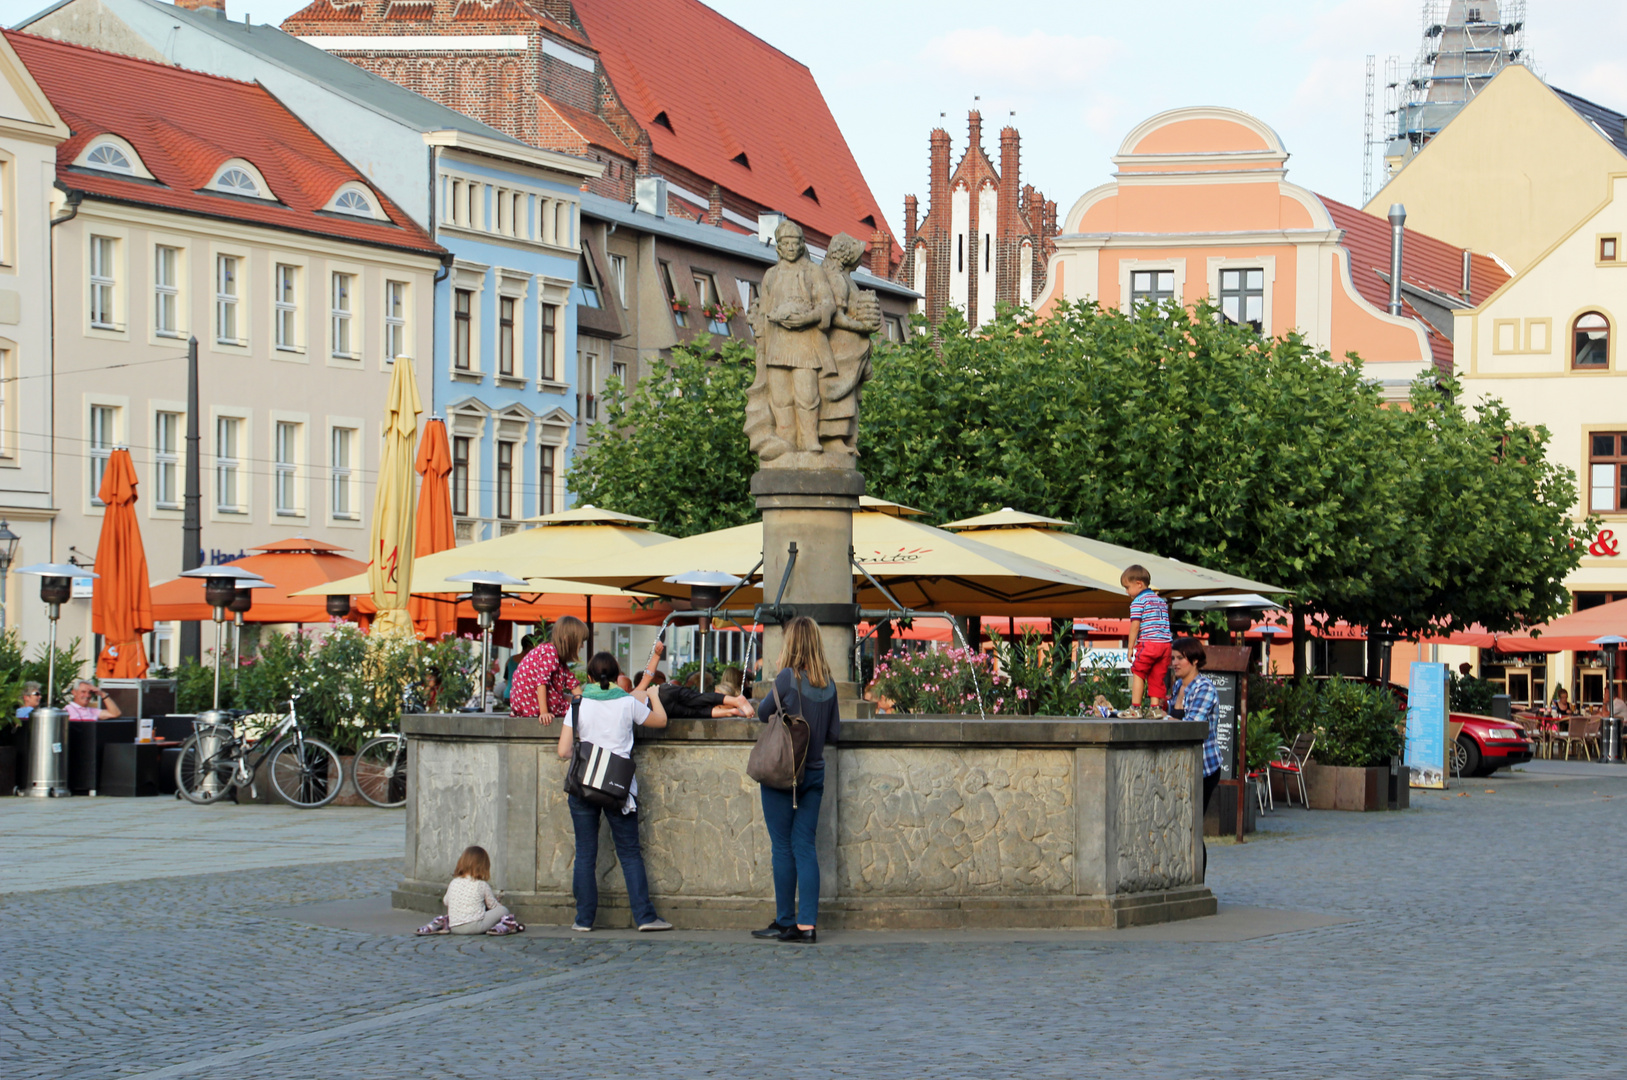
[{"xmin": 581, "ymin": 684, "xmax": 629, "ymax": 702}]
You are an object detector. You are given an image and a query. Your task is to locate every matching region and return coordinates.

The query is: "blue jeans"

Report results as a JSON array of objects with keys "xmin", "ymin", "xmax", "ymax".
[
  {"xmin": 567, "ymin": 794, "xmax": 658, "ymax": 927},
  {"xmin": 759, "ymin": 766, "xmax": 825, "ymax": 927}
]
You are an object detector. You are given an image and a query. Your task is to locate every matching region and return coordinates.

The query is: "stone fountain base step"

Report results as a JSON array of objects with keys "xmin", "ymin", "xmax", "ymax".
[{"xmin": 392, "ymin": 880, "xmax": 1215, "ymax": 931}]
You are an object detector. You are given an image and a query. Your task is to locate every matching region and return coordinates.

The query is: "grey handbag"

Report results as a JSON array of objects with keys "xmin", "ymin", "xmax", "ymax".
[{"xmin": 745, "ymin": 685, "xmax": 810, "ymax": 803}]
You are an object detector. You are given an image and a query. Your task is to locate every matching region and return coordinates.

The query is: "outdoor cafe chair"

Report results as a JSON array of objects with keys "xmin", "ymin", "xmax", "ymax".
[
  {"xmin": 1246, "ymin": 765, "xmax": 1273, "ymax": 813},
  {"xmin": 1267, "ymin": 734, "xmax": 1315, "ymax": 808}
]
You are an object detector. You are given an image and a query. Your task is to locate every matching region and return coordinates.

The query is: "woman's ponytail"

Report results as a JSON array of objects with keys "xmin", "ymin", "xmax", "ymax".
[{"xmin": 585, "ymin": 651, "xmax": 620, "ymax": 691}]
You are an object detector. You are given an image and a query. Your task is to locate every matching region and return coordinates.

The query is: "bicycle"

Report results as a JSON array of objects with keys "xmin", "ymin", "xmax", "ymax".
[
  {"xmin": 351, "ymin": 731, "xmax": 409, "ymax": 808},
  {"xmin": 174, "ymin": 698, "xmax": 344, "ymax": 809}
]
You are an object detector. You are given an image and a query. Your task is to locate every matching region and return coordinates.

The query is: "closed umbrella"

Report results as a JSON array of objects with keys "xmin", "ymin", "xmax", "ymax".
[
  {"xmin": 369, "ymin": 355, "xmax": 422, "ymax": 636},
  {"xmin": 409, "ymin": 418, "xmax": 457, "ymax": 640},
  {"xmin": 92, "ymin": 448, "xmax": 152, "ymax": 678}
]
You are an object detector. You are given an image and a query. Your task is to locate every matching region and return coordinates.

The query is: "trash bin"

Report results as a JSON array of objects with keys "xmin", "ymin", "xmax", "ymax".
[
  {"xmin": 1605, "ymin": 715, "xmax": 1622, "ymax": 764},
  {"xmin": 1491, "ymin": 694, "xmax": 1512, "ymax": 721},
  {"xmin": 25, "ymin": 707, "xmax": 69, "ymax": 797}
]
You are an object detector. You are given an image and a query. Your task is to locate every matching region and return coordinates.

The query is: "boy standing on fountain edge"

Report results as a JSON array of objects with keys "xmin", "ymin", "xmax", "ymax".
[{"xmin": 1121, "ymin": 565, "xmax": 1170, "ymax": 719}]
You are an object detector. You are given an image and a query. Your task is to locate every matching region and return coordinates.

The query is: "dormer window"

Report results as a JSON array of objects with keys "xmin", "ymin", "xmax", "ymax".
[
  {"xmin": 802, "ymin": 186, "xmax": 819, "ymax": 203},
  {"xmin": 207, "ymin": 159, "xmax": 274, "ymax": 200},
  {"xmin": 652, "ymin": 111, "xmax": 674, "ymax": 131},
  {"xmin": 74, "ymin": 135, "xmax": 154, "ymax": 180},
  {"xmin": 325, "ymin": 182, "xmax": 383, "ymax": 219}
]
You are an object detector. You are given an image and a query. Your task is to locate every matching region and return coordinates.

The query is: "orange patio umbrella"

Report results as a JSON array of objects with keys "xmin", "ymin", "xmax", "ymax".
[
  {"xmin": 150, "ymin": 539, "xmax": 368, "ymax": 623},
  {"xmin": 93, "ymin": 449, "xmax": 153, "ymax": 678},
  {"xmin": 408, "ymin": 418, "xmax": 458, "ymax": 640}
]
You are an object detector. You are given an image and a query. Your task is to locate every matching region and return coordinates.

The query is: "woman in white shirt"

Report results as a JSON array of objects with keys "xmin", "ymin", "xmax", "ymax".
[{"xmin": 555, "ymin": 651, "xmax": 672, "ymax": 932}]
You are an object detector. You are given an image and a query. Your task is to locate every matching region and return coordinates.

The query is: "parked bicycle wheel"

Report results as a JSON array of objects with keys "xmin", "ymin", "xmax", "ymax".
[
  {"xmin": 175, "ymin": 727, "xmax": 238, "ymax": 805},
  {"xmin": 267, "ymin": 737, "xmax": 343, "ymax": 808},
  {"xmin": 352, "ymin": 734, "xmax": 409, "ymax": 809}
]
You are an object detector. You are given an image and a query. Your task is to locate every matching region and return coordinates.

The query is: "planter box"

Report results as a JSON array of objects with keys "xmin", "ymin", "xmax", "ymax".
[
  {"xmin": 1303, "ymin": 763, "xmax": 1391, "ymax": 811},
  {"xmin": 1203, "ymin": 779, "xmax": 1259, "ymax": 836}
]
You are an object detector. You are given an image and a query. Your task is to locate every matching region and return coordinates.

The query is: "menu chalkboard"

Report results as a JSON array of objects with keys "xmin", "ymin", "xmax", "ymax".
[{"xmin": 1208, "ymin": 672, "xmax": 1240, "ymax": 779}]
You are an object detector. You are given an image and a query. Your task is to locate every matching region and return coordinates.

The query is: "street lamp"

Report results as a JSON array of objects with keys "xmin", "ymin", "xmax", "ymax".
[
  {"xmin": 16, "ymin": 562, "xmax": 97, "ymax": 797},
  {"xmin": 1593, "ymin": 635, "xmax": 1626, "ymax": 764},
  {"xmin": 664, "ymin": 571, "xmax": 742, "ymax": 688},
  {"xmin": 0, "ymin": 520, "xmax": 20, "ymax": 631},
  {"xmin": 446, "ymin": 570, "xmax": 528, "ymax": 711},
  {"xmin": 179, "ymin": 566, "xmax": 266, "ymax": 711}
]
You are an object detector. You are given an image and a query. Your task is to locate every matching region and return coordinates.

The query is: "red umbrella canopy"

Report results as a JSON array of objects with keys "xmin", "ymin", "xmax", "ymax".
[
  {"xmin": 93, "ymin": 449, "xmax": 153, "ymax": 678},
  {"xmin": 150, "ymin": 539, "xmax": 368, "ymax": 623},
  {"xmin": 410, "ymin": 419, "xmax": 458, "ymax": 640}
]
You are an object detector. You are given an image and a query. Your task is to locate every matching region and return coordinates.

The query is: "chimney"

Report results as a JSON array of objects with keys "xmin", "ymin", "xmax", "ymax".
[
  {"xmin": 868, "ymin": 230, "xmax": 890, "ymax": 278},
  {"xmin": 757, "ymin": 211, "xmax": 786, "ymax": 244},
  {"xmin": 1460, "ymin": 248, "xmax": 1472, "ymax": 301},
  {"xmin": 635, "ymin": 176, "xmax": 667, "ymax": 217},
  {"xmin": 903, "ymin": 194, "xmax": 918, "ymax": 248},
  {"xmin": 1387, "ymin": 204, "xmax": 1406, "ymax": 316},
  {"xmin": 929, "ymin": 129, "xmax": 951, "ymax": 228},
  {"xmin": 174, "ymin": 0, "xmax": 226, "ymax": 11},
  {"xmin": 967, "ymin": 110, "xmax": 983, "ymax": 155},
  {"xmin": 707, "ymin": 184, "xmax": 723, "ymax": 227},
  {"xmin": 634, "ymin": 131, "xmax": 653, "ymax": 178}
]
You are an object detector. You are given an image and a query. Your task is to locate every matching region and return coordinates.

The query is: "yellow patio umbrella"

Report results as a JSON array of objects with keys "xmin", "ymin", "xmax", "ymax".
[
  {"xmin": 939, "ymin": 507, "xmax": 1284, "ymax": 599},
  {"xmin": 552, "ymin": 507, "xmax": 1131, "ymax": 617},
  {"xmin": 367, "ymin": 355, "xmax": 422, "ymax": 636}
]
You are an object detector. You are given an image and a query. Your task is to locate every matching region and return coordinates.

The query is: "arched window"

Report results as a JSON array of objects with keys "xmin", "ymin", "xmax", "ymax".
[
  {"xmin": 326, "ymin": 185, "xmax": 380, "ymax": 218},
  {"xmin": 85, "ymin": 144, "xmax": 133, "ymax": 173},
  {"xmin": 207, "ymin": 160, "xmax": 273, "ymax": 200},
  {"xmin": 1574, "ymin": 312, "xmax": 1611, "ymax": 370}
]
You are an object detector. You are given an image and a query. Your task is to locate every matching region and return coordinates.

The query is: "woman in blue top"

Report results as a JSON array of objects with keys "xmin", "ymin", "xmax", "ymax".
[
  {"xmin": 1168, "ymin": 636, "xmax": 1221, "ymax": 880},
  {"xmin": 752, "ymin": 616, "xmax": 840, "ymax": 944}
]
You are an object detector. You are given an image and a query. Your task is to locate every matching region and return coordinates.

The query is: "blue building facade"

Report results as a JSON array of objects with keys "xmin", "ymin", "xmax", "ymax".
[{"xmin": 427, "ymin": 136, "xmax": 599, "ymax": 543}]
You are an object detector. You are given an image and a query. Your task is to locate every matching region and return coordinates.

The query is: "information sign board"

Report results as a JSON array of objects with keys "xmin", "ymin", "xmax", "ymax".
[
  {"xmin": 1208, "ymin": 671, "xmax": 1239, "ymax": 779},
  {"xmin": 1406, "ymin": 661, "xmax": 1449, "ymax": 789}
]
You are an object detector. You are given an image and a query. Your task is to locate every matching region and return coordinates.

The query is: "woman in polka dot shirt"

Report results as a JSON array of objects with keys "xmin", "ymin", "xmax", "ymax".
[{"xmin": 509, "ymin": 616, "xmax": 587, "ymax": 724}]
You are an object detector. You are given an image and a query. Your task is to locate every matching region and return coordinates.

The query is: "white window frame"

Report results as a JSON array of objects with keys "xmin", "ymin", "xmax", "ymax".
[
  {"xmin": 89, "ymin": 235, "xmax": 118, "ymax": 331},
  {"xmin": 450, "ymin": 261, "xmax": 487, "ymax": 378},
  {"xmin": 154, "ymin": 245, "xmax": 182, "ymax": 338},
  {"xmin": 215, "ymin": 253, "xmax": 242, "ymax": 346},
  {"xmin": 273, "ymin": 418, "xmax": 304, "ymax": 518},
  {"xmin": 384, "ymin": 279, "xmax": 408, "ymax": 364},
  {"xmin": 1206, "ymin": 256, "xmax": 1276, "ymax": 337},
  {"xmin": 88, "ymin": 402, "xmax": 122, "ymax": 508},
  {"xmin": 153, "ymin": 408, "xmax": 182, "ymax": 510},
  {"xmin": 330, "ymin": 271, "xmax": 356, "ymax": 360},
  {"xmin": 537, "ymin": 441, "xmax": 558, "ymax": 517},
  {"xmin": 275, "ymin": 262, "xmax": 301, "ymax": 353},
  {"xmin": 330, "ymin": 423, "xmax": 360, "ymax": 521},
  {"xmin": 214, "ymin": 413, "xmax": 247, "ymax": 515},
  {"xmin": 609, "ymin": 253, "xmax": 628, "ymax": 306},
  {"xmin": 325, "ymin": 181, "xmax": 382, "ymax": 219},
  {"xmin": 0, "ymin": 345, "xmax": 11, "ymax": 461},
  {"xmin": 208, "ymin": 159, "xmax": 274, "ymax": 201}
]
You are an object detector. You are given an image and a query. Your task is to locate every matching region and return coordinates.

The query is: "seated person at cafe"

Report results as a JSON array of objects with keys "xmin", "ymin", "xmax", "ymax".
[
  {"xmin": 1551, "ymin": 688, "xmax": 1574, "ymax": 716},
  {"xmin": 65, "ymin": 680, "xmax": 120, "ymax": 720}
]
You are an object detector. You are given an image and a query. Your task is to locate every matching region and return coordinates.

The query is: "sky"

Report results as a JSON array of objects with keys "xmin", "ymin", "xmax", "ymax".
[{"xmin": 5, "ymin": 0, "xmax": 1624, "ymax": 236}]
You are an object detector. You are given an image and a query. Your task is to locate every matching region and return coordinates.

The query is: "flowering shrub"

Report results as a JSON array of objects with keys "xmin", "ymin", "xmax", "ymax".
[{"xmin": 868, "ymin": 646, "xmax": 1006, "ymax": 715}]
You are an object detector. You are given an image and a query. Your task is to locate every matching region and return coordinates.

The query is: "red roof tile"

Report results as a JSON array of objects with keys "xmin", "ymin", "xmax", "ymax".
[
  {"xmin": 1322, "ymin": 194, "xmax": 1508, "ymax": 369},
  {"xmin": 568, "ymin": 0, "xmax": 897, "ymax": 257},
  {"xmin": 9, "ymin": 31, "xmax": 440, "ymax": 257},
  {"xmin": 538, "ymin": 94, "xmax": 631, "ymax": 157},
  {"xmin": 287, "ymin": 0, "xmax": 592, "ymax": 48}
]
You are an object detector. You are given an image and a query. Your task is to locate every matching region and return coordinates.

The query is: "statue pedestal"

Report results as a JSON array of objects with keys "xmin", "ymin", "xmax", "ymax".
[{"xmin": 751, "ymin": 467, "xmax": 863, "ymax": 685}]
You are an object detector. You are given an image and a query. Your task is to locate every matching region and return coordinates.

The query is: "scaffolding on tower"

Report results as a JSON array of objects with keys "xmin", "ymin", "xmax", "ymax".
[{"xmin": 1385, "ymin": 0, "xmax": 1529, "ymax": 175}]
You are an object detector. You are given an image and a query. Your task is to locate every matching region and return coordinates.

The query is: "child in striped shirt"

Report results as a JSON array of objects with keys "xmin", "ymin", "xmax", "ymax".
[{"xmin": 1122, "ymin": 564, "xmax": 1171, "ymax": 719}]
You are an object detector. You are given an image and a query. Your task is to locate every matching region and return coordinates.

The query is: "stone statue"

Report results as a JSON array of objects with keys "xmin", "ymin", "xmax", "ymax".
[{"xmin": 745, "ymin": 222, "xmax": 877, "ymax": 466}]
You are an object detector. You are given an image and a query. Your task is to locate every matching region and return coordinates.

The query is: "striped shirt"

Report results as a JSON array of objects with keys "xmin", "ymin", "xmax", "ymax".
[
  {"xmin": 1128, "ymin": 588, "xmax": 1172, "ymax": 642},
  {"xmin": 1174, "ymin": 673, "xmax": 1223, "ymax": 776}
]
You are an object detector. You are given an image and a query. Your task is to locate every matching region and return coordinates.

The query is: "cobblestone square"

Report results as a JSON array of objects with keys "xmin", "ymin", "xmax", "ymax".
[{"xmin": 1, "ymin": 760, "xmax": 1621, "ymax": 1079}]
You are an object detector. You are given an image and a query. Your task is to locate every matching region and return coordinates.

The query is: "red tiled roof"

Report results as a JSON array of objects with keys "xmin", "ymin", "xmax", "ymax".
[
  {"xmin": 539, "ymin": 94, "xmax": 631, "ymax": 157},
  {"xmin": 1321, "ymin": 195, "xmax": 1509, "ymax": 369},
  {"xmin": 568, "ymin": 0, "xmax": 897, "ymax": 257},
  {"xmin": 9, "ymin": 31, "xmax": 440, "ymax": 257},
  {"xmin": 288, "ymin": 0, "xmax": 592, "ymax": 48}
]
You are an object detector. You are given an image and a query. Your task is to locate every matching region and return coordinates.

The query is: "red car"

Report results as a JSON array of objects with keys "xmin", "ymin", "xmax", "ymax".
[{"xmin": 1316, "ymin": 677, "xmax": 1535, "ymax": 778}]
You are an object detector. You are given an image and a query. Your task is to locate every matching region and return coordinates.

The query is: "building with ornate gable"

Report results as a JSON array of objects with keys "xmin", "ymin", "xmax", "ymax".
[{"xmin": 900, "ymin": 111, "xmax": 1057, "ymax": 328}]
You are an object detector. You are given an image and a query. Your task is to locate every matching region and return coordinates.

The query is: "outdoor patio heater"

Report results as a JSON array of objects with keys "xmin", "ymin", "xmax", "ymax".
[
  {"xmin": 446, "ymin": 570, "xmax": 528, "ymax": 711},
  {"xmin": 180, "ymin": 566, "xmax": 267, "ymax": 710},
  {"xmin": 326, "ymin": 593, "xmax": 354, "ymax": 622},
  {"xmin": 15, "ymin": 562, "xmax": 97, "ymax": 797},
  {"xmin": 664, "ymin": 571, "xmax": 743, "ymax": 690},
  {"xmin": 230, "ymin": 580, "xmax": 275, "ymax": 688},
  {"xmin": 1594, "ymin": 635, "xmax": 1626, "ymax": 764}
]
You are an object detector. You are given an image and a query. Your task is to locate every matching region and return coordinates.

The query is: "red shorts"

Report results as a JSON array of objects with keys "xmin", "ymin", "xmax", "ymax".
[{"xmin": 1131, "ymin": 640, "xmax": 1172, "ymax": 701}]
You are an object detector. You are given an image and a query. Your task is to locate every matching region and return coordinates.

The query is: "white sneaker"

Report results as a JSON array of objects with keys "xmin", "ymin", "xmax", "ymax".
[
  {"xmin": 571, "ymin": 923, "xmax": 592, "ymax": 932},
  {"xmin": 638, "ymin": 918, "xmax": 674, "ymax": 932}
]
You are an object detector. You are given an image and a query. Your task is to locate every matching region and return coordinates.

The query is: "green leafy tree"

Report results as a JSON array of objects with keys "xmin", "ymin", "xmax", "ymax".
[{"xmin": 567, "ymin": 341, "xmax": 758, "ymax": 537}]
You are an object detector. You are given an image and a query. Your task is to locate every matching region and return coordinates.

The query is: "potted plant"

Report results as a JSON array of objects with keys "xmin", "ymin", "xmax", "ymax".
[{"xmin": 1302, "ymin": 677, "xmax": 1406, "ymax": 811}]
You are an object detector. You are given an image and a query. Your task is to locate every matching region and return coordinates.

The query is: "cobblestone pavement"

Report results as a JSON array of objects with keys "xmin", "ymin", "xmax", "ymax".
[{"xmin": 1, "ymin": 761, "xmax": 1623, "ymax": 1079}]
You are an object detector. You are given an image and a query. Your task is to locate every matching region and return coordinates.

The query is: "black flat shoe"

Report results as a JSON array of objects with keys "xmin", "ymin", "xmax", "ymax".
[
  {"xmin": 777, "ymin": 926, "xmax": 817, "ymax": 943},
  {"xmin": 751, "ymin": 922, "xmax": 790, "ymax": 939}
]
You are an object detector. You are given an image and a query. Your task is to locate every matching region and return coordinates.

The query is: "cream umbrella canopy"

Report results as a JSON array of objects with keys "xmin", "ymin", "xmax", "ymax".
[
  {"xmin": 552, "ymin": 507, "xmax": 1131, "ymax": 617},
  {"xmin": 940, "ymin": 508, "xmax": 1284, "ymax": 599},
  {"xmin": 367, "ymin": 355, "xmax": 423, "ymax": 636}
]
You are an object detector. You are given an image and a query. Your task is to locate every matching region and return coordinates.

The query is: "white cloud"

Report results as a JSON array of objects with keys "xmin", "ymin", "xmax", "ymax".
[{"xmin": 917, "ymin": 28, "xmax": 1123, "ymax": 91}]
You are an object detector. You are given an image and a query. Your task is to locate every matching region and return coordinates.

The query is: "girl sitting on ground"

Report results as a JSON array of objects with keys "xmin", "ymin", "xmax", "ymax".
[{"xmin": 416, "ymin": 845, "xmax": 524, "ymax": 936}]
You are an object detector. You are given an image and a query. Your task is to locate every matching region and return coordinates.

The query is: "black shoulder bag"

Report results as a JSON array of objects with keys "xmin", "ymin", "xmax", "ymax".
[{"xmin": 563, "ymin": 697, "xmax": 636, "ymax": 810}]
